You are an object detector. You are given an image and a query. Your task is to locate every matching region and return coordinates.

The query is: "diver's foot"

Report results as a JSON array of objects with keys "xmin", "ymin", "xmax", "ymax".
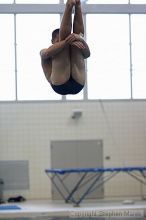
[
  {"xmin": 76, "ymin": 0, "xmax": 81, "ymax": 5},
  {"xmin": 67, "ymin": 0, "xmax": 76, "ymax": 6}
]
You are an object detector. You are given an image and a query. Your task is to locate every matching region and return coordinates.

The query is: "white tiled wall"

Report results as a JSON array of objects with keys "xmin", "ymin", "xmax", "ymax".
[{"xmin": 0, "ymin": 100, "xmax": 146, "ymax": 200}]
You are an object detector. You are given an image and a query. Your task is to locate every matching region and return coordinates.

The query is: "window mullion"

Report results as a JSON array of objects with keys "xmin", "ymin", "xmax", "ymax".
[
  {"xmin": 14, "ymin": 14, "xmax": 18, "ymax": 101},
  {"xmin": 129, "ymin": 14, "xmax": 133, "ymax": 99}
]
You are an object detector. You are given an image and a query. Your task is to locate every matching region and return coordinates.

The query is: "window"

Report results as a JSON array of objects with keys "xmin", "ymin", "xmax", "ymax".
[
  {"xmin": 66, "ymin": 91, "xmax": 84, "ymax": 100},
  {"xmin": 1, "ymin": 4, "xmax": 146, "ymax": 101},
  {"xmin": 86, "ymin": 14, "xmax": 131, "ymax": 99},
  {"xmin": 0, "ymin": 0, "xmax": 14, "ymax": 3},
  {"xmin": 130, "ymin": 0, "xmax": 146, "ymax": 3},
  {"xmin": 65, "ymin": 0, "xmax": 129, "ymax": 3},
  {"xmin": 16, "ymin": 14, "xmax": 61, "ymax": 100},
  {"xmin": 86, "ymin": 0, "xmax": 128, "ymax": 4},
  {"xmin": 0, "ymin": 15, "xmax": 15, "ymax": 101},
  {"xmin": 131, "ymin": 15, "xmax": 146, "ymax": 99},
  {"xmin": 16, "ymin": 0, "xmax": 59, "ymax": 3}
]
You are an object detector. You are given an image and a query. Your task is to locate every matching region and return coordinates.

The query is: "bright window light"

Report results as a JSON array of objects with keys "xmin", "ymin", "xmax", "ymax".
[
  {"xmin": 86, "ymin": 0, "xmax": 128, "ymax": 4},
  {"xmin": 16, "ymin": 0, "xmax": 59, "ymax": 3},
  {"xmin": 86, "ymin": 14, "xmax": 131, "ymax": 99},
  {"xmin": 130, "ymin": 0, "xmax": 146, "ymax": 3},
  {"xmin": 131, "ymin": 15, "xmax": 146, "ymax": 99},
  {"xmin": 0, "ymin": 0, "xmax": 14, "ymax": 3},
  {"xmin": 66, "ymin": 90, "xmax": 84, "ymax": 100},
  {"xmin": 16, "ymin": 14, "xmax": 61, "ymax": 100},
  {"xmin": 0, "ymin": 15, "xmax": 15, "ymax": 101}
]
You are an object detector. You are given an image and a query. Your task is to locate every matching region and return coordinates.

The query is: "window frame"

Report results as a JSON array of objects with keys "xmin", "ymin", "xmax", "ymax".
[{"xmin": 0, "ymin": 2, "xmax": 146, "ymax": 102}]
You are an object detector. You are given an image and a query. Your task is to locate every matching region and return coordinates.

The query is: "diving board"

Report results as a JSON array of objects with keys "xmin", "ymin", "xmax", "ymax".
[{"xmin": 45, "ymin": 166, "xmax": 146, "ymax": 206}]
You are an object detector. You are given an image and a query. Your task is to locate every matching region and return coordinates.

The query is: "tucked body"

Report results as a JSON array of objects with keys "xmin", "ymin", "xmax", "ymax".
[{"xmin": 40, "ymin": 0, "xmax": 90, "ymax": 95}]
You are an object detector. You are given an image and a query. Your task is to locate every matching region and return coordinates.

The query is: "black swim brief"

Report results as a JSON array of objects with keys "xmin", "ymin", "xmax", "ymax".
[{"xmin": 51, "ymin": 76, "xmax": 84, "ymax": 95}]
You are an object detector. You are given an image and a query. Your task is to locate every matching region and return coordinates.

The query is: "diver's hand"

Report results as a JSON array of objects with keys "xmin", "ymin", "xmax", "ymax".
[
  {"xmin": 66, "ymin": 33, "xmax": 83, "ymax": 43},
  {"xmin": 70, "ymin": 41, "xmax": 85, "ymax": 49}
]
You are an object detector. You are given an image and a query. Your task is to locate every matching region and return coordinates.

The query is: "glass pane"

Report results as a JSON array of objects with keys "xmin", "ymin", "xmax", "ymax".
[
  {"xmin": 64, "ymin": 0, "xmax": 87, "ymax": 3},
  {"xmin": 131, "ymin": 15, "xmax": 146, "ymax": 99},
  {"xmin": 130, "ymin": 0, "xmax": 146, "ymax": 3},
  {"xmin": 86, "ymin": 0, "xmax": 128, "ymax": 4},
  {"xmin": 0, "ymin": 0, "xmax": 14, "ymax": 3},
  {"xmin": 16, "ymin": 0, "xmax": 59, "ymax": 3},
  {"xmin": 66, "ymin": 90, "xmax": 83, "ymax": 100},
  {"xmin": 0, "ymin": 15, "xmax": 15, "ymax": 101},
  {"xmin": 86, "ymin": 14, "xmax": 130, "ymax": 99},
  {"xmin": 16, "ymin": 14, "xmax": 61, "ymax": 100}
]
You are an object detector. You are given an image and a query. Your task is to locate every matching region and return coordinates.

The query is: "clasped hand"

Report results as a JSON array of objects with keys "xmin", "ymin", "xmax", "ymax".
[{"xmin": 65, "ymin": 33, "xmax": 85, "ymax": 49}]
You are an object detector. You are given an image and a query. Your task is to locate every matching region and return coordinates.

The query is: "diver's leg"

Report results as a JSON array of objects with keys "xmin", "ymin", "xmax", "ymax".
[
  {"xmin": 71, "ymin": 0, "xmax": 85, "ymax": 85},
  {"xmin": 59, "ymin": 0, "xmax": 75, "ymax": 40},
  {"xmin": 73, "ymin": 0, "xmax": 84, "ymax": 35}
]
